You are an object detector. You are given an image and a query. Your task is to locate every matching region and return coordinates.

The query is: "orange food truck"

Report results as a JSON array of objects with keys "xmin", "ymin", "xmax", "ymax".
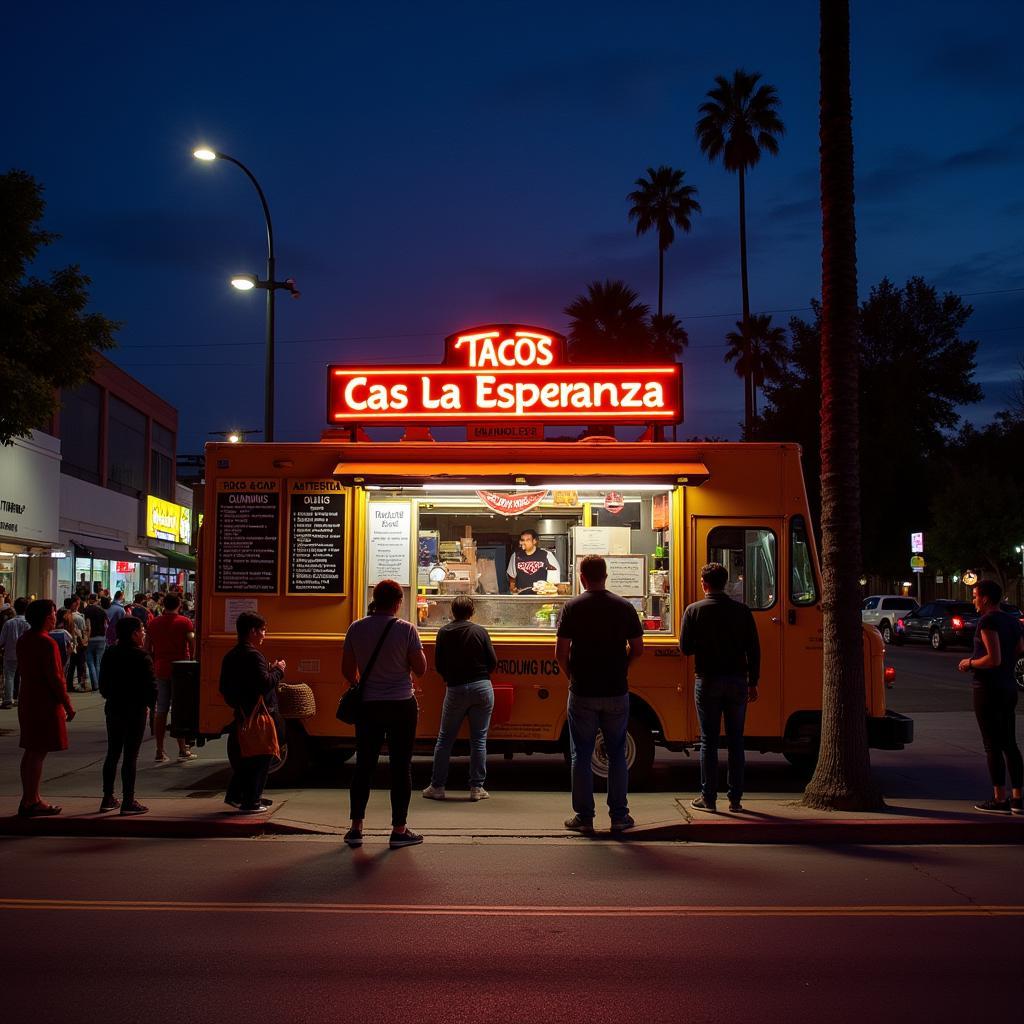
[{"xmin": 184, "ymin": 324, "xmax": 912, "ymax": 784}]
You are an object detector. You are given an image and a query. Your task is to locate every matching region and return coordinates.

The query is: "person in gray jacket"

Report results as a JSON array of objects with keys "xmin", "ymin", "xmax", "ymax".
[
  {"xmin": 423, "ymin": 596, "xmax": 498, "ymax": 802},
  {"xmin": 680, "ymin": 562, "xmax": 760, "ymax": 813}
]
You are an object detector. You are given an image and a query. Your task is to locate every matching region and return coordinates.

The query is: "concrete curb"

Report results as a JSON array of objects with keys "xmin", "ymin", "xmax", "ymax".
[{"xmin": 2, "ymin": 812, "xmax": 1021, "ymax": 844}]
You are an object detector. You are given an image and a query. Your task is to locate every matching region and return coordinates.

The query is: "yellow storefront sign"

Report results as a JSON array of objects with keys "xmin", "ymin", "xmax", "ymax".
[{"xmin": 146, "ymin": 495, "xmax": 192, "ymax": 544}]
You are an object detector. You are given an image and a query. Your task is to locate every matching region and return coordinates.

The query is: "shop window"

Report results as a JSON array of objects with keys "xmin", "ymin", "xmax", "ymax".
[
  {"xmin": 363, "ymin": 486, "xmax": 674, "ymax": 634},
  {"xmin": 707, "ymin": 526, "xmax": 777, "ymax": 610},
  {"xmin": 789, "ymin": 515, "xmax": 819, "ymax": 605},
  {"xmin": 150, "ymin": 450, "xmax": 175, "ymax": 500},
  {"xmin": 107, "ymin": 396, "xmax": 147, "ymax": 496},
  {"xmin": 59, "ymin": 382, "xmax": 102, "ymax": 483}
]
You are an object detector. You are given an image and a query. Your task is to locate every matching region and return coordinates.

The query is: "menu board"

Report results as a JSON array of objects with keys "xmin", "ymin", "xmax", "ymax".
[
  {"xmin": 288, "ymin": 480, "xmax": 346, "ymax": 595},
  {"xmin": 215, "ymin": 480, "xmax": 280, "ymax": 593},
  {"xmin": 368, "ymin": 501, "xmax": 412, "ymax": 585},
  {"xmin": 574, "ymin": 554, "xmax": 647, "ymax": 597}
]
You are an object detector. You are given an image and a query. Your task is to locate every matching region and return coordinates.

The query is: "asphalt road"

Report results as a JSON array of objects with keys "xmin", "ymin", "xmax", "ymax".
[
  {"xmin": 883, "ymin": 644, "xmax": 982, "ymax": 714},
  {"xmin": 1, "ymin": 836, "xmax": 1020, "ymax": 1023}
]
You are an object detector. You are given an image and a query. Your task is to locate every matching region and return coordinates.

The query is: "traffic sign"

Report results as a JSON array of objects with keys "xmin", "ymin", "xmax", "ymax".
[
  {"xmin": 911, "ymin": 532, "xmax": 924, "ymax": 554},
  {"xmin": 910, "ymin": 555, "xmax": 925, "ymax": 569}
]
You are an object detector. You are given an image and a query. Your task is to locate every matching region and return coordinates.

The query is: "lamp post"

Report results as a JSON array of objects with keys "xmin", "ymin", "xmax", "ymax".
[{"xmin": 192, "ymin": 148, "xmax": 299, "ymax": 443}]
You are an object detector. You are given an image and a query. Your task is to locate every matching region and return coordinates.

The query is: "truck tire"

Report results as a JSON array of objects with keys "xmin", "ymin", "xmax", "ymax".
[
  {"xmin": 930, "ymin": 629, "xmax": 945, "ymax": 651},
  {"xmin": 879, "ymin": 620, "xmax": 893, "ymax": 644},
  {"xmin": 590, "ymin": 716, "xmax": 656, "ymax": 789},
  {"xmin": 267, "ymin": 721, "xmax": 312, "ymax": 787}
]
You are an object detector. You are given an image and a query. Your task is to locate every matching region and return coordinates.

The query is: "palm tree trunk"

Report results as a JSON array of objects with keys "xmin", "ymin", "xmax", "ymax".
[
  {"xmin": 658, "ymin": 246, "xmax": 664, "ymax": 318},
  {"xmin": 803, "ymin": 0, "xmax": 883, "ymax": 810},
  {"xmin": 737, "ymin": 166, "xmax": 753, "ymax": 434}
]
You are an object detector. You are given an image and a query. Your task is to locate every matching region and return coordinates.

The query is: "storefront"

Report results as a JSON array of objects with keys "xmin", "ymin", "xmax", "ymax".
[
  {"xmin": 0, "ymin": 431, "xmax": 62, "ymax": 599},
  {"xmin": 144, "ymin": 494, "xmax": 196, "ymax": 593}
]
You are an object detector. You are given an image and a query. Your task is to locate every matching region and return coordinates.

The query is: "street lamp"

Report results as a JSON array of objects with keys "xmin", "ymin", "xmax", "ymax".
[
  {"xmin": 209, "ymin": 429, "xmax": 260, "ymax": 444},
  {"xmin": 192, "ymin": 147, "xmax": 299, "ymax": 442}
]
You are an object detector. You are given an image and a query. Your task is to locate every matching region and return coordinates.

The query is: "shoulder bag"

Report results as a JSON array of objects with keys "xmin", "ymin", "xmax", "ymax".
[{"xmin": 336, "ymin": 617, "xmax": 399, "ymax": 724}]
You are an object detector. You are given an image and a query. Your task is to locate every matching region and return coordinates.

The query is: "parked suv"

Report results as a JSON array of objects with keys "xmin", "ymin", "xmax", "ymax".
[
  {"xmin": 892, "ymin": 600, "xmax": 979, "ymax": 650},
  {"xmin": 862, "ymin": 595, "xmax": 919, "ymax": 644}
]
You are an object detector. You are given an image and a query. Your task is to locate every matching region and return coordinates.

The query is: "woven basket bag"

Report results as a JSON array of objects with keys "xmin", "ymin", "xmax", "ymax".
[{"xmin": 277, "ymin": 682, "xmax": 316, "ymax": 720}]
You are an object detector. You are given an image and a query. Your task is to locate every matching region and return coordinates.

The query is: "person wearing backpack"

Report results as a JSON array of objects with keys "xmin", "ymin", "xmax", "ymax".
[
  {"xmin": 219, "ymin": 611, "xmax": 286, "ymax": 813},
  {"xmin": 341, "ymin": 579, "xmax": 427, "ymax": 849}
]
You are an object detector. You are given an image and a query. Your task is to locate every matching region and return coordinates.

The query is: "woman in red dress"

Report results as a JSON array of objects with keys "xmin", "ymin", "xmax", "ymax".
[{"xmin": 17, "ymin": 600, "xmax": 76, "ymax": 817}]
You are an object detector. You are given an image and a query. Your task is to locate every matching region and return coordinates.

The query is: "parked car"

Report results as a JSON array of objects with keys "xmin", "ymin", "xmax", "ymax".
[
  {"xmin": 892, "ymin": 600, "xmax": 979, "ymax": 650},
  {"xmin": 862, "ymin": 595, "xmax": 919, "ymax": 644},
  {"xmin": 1000, "ymin": 604, "xmax": 1024, "ymax": 691}
]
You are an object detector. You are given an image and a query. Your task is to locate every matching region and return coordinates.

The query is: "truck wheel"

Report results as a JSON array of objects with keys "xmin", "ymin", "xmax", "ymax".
[
  {"xmin": 591, "ymin": 717, "xmax": 656, "ymax": 789},
  {"xmin": 879, "ymin": 620, "xmax": 893, "ymax": 644},
  {"xmin": 267, "ymin": 721, "xmax": 312, "ymax": 787},
  {"xmin": 930, "ymin": 629, "xmax": 945, "ymax": 651}
]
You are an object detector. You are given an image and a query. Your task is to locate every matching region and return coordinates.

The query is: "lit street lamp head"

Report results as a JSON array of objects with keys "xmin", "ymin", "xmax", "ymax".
[
  {"xmin": 230, "ymin": 275, "xmax": 257, "ymax": 291},
  {"xmin": 192, "ymin": 147, "xmax": 217, "ymax": 161}
]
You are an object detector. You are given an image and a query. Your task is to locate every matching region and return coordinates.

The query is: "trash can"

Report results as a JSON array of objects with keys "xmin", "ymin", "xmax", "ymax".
[{"xmin": 169, "ymin": 659, "xmax": 199, "ymax": 739}]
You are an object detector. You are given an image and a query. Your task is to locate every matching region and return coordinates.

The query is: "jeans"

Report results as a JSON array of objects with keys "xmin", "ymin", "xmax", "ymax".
[
  {"xmin": 567, "ymin": 692, "xmax": 630, "ymax": 821},
  {"xmin": 67, "ymin": 646, "xmax": 88, "ymax": 690},
  {"xmin": 86, "ymin": 638, "xmax": 106, "ymax": 691},
  {"xmin": 350, "ymin": 697, "xmax": 418, "ymax": 827},
  {"xmin": 103, "ymin": 708, "xmax": 147, "ymax": 802},
  {"xmin": 2, "ymin": 663, "xmax": 15, "ymax": 705},
  {"xmin": 430, "ymin": 680, "xmax": 494, "ymax": 788},
  {"xmin": 695, "ymin": 674, "xmax": 749, "ymax": 804},
  {"xmin": 973, "ymin": 686, "xmax": 1023, "ymax": 789},
  {"xmin": 226, "ymin": 724, "xmax": 272, "ymax": 809}
]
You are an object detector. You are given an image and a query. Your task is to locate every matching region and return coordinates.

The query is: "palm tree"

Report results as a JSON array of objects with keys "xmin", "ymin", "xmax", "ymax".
[
  {"xmin": 648, "ymin": 313, "xmax": 689, "ymax": 361},
  {"xmin": 627, "ymin": 167, "xmax": 701, "ymax": 317},
  {"xmin": 564, "ymin": 280, "xmax": 652, "ymax": 364},
  {"xmin": 723, "ymin": 313, "xmax": 787, "ymax": 423},
  {"xmin": 696, "ymin": 69, "xmax": 784, "ymax": 431},
  {"xmin": 802, "ymin": 1, "xmax": 883, "ymax": 810}
]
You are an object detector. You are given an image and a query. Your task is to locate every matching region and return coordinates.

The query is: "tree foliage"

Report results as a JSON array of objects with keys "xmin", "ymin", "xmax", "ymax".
[
  {"xmin": 0, "ymin": 169, "xmax": 119, "ymax": 445},
  {"xmin": 723, "ymin": 313, "xmax": 787, "ymax": 421},
  {"xmin": 754, "ymin": 277, "xmax": 982, "ymax": 575}
]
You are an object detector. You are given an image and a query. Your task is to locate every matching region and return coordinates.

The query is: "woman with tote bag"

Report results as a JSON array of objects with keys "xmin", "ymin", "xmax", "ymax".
[{"xmin": 342, "ymin": 579, "xmax": 427, "ymax": 850}]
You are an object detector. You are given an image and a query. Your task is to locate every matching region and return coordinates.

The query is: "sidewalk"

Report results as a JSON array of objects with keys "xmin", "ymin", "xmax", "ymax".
[{"xmin": 0, "ymin": 695, "xmax": 1021, "ymax": 843}]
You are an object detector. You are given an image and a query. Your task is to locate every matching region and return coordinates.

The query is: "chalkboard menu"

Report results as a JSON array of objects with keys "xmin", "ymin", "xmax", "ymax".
[
  {"xmin": 288, "ymin": 481, "xmax": 346, "ymax": 594},
  {"xmin": 214, "ymin": 480, "xmax": 280, "ymax": 593}
]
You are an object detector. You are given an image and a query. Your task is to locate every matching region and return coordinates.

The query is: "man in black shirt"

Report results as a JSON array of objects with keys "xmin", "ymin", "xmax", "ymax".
[
  {"xmin": 556, "ymin": 555, "xmax": 644, "ymax": 833},
  {"xmin": 423, "ymin": 596, "xmax": 498, "ymax": 802},
  {"xmin": 680, "ymin": 561, "xmax": 761, "ymax": 813}
]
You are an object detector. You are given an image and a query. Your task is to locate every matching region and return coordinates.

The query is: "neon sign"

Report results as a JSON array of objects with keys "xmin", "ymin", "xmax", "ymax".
[{"xmin": 328, "ymin": 324, "xmax": 682, "ymax": 425}]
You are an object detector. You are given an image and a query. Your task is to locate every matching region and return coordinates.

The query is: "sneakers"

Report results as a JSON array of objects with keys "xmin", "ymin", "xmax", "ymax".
[
  {"xmin": 610, "ymin": 814, "xmax": 635, "ymax": 832},
  {"xmin": 728, "ymin": 801, "xmax": 744, "ymax": 813},
  {"xmin": 237, "ymin": 803, "xmax": 270, "ymax": 814},
  {"xmin": 1011, "ymin": 797, "xmax": 1023, "ymax": 816},
  {"xmin": 469, "ymin": 786, "xmax": 490, "ymax": 802},
  {"xmin": 225, "ymin": 797, "xmax": 272, "ymax": 809},
  {"xmin": 974, "ymin": 798, "xmax": 1011, "ymax": 814},
  {"xmin": 119, "ymin": 801, "xmax": 149, "ymax": 816},
  {"xmin": 0, "ymin": 701, "xmax": 13, "ymax": 710},
  {"xmin": 344, "ymin": 828, "xmax": 363, "ymax": 848},
  {"xmin": 177, "ymin": 749, "xmax": 198, "ymax": 762},
  {"xmin": 690, "ymin": 796, "xmax": 717, "ymax": 813},
  {"xmin": 154, "ymin": 751, "xmax": 169, "ymax": 763},
  {"xmin": 564, "ymin": 814, "xmax": 594, "ymax": 834},
  {"xmin": 389, "ymin": 828, "xmax": 424, "ymax": 848},
  {"xmin": 99, "ymin": 795, "xmax": 120, "ymax": 813},
  {"xmin": 421, "ymin": 785, "xmax": 446, "ymax": 800}
]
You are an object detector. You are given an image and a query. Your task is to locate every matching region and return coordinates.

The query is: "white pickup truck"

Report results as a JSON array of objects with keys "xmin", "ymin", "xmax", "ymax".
[{"xmin": 862, "ymin": 595, "xmax": 920, "ymax": 644}]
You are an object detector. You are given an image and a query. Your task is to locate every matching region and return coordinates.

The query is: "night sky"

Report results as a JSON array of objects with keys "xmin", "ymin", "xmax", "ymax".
[{"xmin": 9, "ymin": 1, "xmax": 1022, "ymax": 453}]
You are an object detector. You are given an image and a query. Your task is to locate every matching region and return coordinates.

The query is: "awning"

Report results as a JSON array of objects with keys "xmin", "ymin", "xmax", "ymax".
[
  {"xmin": 163, "ymin": 550, "xmax": 197, "ymax": 570},
  {"xmin": 333, "ymin": 461, "xmax": 709, "ymax": 487},
  {"xmin": 71, "ymin": 536, "xmax": 137, "ymax": 562},
  {"xmin": 127, "ymin": 547, "xmax": 168, "ymax": 565}
]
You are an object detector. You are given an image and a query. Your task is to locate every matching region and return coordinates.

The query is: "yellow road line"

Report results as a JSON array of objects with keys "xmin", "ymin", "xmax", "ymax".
[{"xmin": 0, "ymin": 898, "xmax": 1021, "ymax": 917}]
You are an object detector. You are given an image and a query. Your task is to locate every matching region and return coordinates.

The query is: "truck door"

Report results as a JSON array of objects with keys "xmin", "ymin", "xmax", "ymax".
[{"xmin": 693, "ymin": 518, "xmax": 784, "ymax": 738}]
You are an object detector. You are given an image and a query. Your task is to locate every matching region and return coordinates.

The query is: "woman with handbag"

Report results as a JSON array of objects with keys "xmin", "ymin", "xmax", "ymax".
[
  {"xmin": 219, "ymin": 611, "xmax": 286, "ymax": 813},
  {"xmin": 342, "ymin": 579, "xmax": 427, "ymax": 849}
]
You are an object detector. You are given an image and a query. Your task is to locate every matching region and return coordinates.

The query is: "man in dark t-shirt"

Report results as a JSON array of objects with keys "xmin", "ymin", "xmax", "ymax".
[
  {"xmin": 555, "ymin": 555, "xmax": 644, "ymax": 833},
  {"xmin": 957, "ymin": 579, "xmax": 1023, "ymax": 814}
]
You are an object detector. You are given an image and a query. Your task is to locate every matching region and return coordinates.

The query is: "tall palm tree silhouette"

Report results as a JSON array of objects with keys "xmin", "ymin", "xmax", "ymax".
[
  {"xmin": 649, "ymin": 313, "xmax": 690, "ymax": 361},
  {"xmin": 626, "ymin": 166, "xmax": 701, "ymax": 317},
  {"xmin": 696, "ymin": 69, "xmax": 784, "ymax": 430},
  {"xmin": 724, "ymin": 312, "xmax": 787, "ymax": 422},
  {"xmin": 564, "ymin": 280, "xmax": 652, "ymax": 364}
]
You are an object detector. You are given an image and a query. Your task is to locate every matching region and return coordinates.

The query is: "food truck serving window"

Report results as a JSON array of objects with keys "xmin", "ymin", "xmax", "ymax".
[{"xmin": 363, "ymin": 485, "xmax": 675, "ymax": 634}]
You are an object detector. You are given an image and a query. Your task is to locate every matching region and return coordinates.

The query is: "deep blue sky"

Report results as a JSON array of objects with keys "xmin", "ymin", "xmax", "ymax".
[{"xmin": 8, "ymin": 1, "xmax": 1023, "ymax": 452}]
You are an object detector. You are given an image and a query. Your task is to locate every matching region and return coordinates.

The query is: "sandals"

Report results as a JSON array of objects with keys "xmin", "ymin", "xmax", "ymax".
[{"xmin": 18, "ymin": 801, "xmax": 62, "ymax": 818}]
